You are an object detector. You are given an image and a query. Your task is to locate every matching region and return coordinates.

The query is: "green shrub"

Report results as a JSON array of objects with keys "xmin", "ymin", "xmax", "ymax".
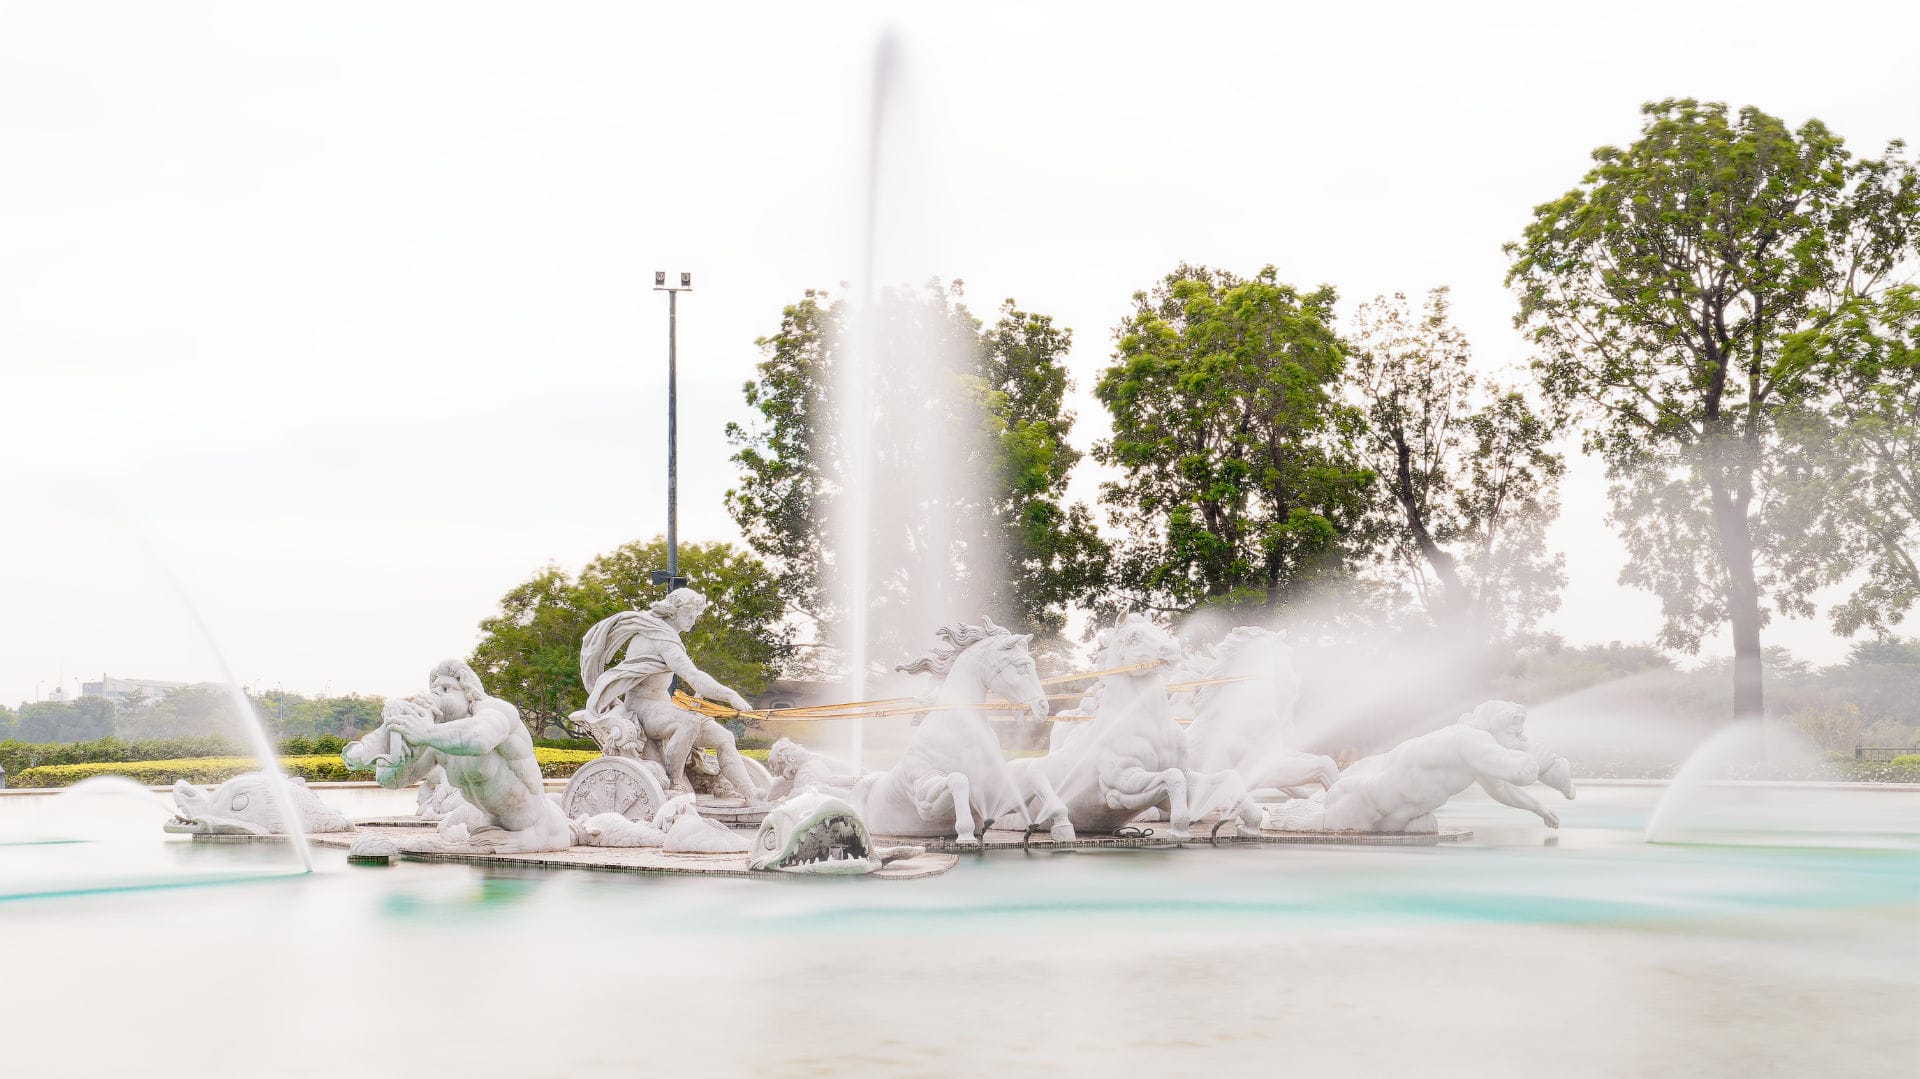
[
  {"xmin": 12, "ymin": 755, "xmax": 355, "ymax": 788},
  {"xmin": 1, "ymin": 735, "xmax": 237, "ymax": 776},
  {"xmin": 1891, "ymin": 754, "xmax": 1920, "ymax": 767},
  {"xmin": 11, "ymin": 748, "xmax": 603, "ymax": 788},
  {"xmin": 533, "ymin": 748, "xmax": 599, "ymax": 777},
  {"xmin": 533, "ymin": 737, "xmax": 600, "ymax": 752},
  {"xmin": 0, "ymin": 734, "xmax": 358, "ymax": 777}
]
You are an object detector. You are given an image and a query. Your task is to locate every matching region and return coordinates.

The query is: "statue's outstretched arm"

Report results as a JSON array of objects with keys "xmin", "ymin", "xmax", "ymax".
[
  {"xmin": 1459, "ymin": 732, "xmax": 1539, "ymax": 787},
  {"xmin": 379, "ymin": 747, "xmax": 444, "ymax": 789},
  {"xmin": 665, "ymin": 645, "xmax": 753, "ymax": 712},
  {"xmin": 403, "ymin": 707, "xmax": 513, "ymax": 757},
  {"xmin": 1476, "ymin": 778, "xmax": 1559, "ymax": 828}
]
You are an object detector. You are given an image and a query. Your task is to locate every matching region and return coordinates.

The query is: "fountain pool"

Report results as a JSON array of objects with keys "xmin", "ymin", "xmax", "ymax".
[{"xmin": 1, "ymin": 782, "xmax": 1913, "ymax": 1077}]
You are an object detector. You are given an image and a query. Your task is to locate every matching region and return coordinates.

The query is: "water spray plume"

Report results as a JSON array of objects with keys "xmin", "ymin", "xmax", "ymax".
[{"xmin": 126, "ymin": 527, "xmax": 314, "ymax": 872}]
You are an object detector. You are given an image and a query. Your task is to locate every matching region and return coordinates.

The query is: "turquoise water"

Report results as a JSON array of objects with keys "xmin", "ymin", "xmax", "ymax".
[{"xmin": 1, "ymin": 785, "xmax": 1915, "ymax": 1077}]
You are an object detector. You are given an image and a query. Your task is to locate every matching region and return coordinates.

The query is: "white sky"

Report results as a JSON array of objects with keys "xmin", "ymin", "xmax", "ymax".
[{"xmin": 3, "ymin": 1, "xmax": 1916, "ymax": 707}]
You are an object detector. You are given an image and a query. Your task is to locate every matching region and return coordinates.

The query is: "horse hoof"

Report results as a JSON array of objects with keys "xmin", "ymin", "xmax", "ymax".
[{"xmin": 1050, "ymin": 823, "xmax": 1077, "ymax": 842}]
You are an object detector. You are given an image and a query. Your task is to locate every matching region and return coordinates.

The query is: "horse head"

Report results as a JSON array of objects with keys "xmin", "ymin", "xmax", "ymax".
[
  {"xmin": 899, "ymin": 617, "xmax": 1049, "ymax": 720},
  {"xmin": 1102, "ymin": 613, "xmax": 1182, "ymax": 673},
  {"xmin": 1208, "ymin": 627, "xmax": 1299, "ymax": 700}
]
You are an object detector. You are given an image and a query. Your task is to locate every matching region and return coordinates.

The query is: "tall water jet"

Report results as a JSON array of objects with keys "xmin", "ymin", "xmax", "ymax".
[
  {"xmin": 829, "ymin": 31, "xmax": 1000, "ymax": 770},
  {"xmin": 834, "ymin": 30, "xmax": 892, "ymax": 770}
]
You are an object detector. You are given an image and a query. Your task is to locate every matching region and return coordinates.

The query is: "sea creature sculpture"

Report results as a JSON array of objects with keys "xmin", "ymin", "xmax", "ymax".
[
  {"xmin": 1267, "ymin": 699, "xmax": 1571, "ymax": 833},
  {"xmin": 748, "ymin": 789, "xmax": 923, "ymax": 874},
  {"xmin": 1012, "ymin": 614, "xmax": 1265, "ymax": 840},
  {"xmin": 851, "ymin": 618, "xmax": 1075, "ymax": 844},
  {"xmin": 1183, "ymin": 627, "xmax": 1340, "ymax": 797},
  {"xmin": 167, "ymin": 774, "xmax": 352, "ymax": 836}
]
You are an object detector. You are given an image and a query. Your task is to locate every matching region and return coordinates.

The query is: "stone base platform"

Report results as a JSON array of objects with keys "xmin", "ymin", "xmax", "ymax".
[
  {"xmin": 309, "ymin": 825, "xmax": 956, "ymax": 880},
  {"xmin": 1245, "ymin": 828, "xmax": 1471, "ymax": 846},
  {"xmin": 873, "ymin": 822, "xmax": 1471, "ymax": 852},
  {"xmin": 879, "ymin": 828, "xmax": 1183, "ymax": 853}
]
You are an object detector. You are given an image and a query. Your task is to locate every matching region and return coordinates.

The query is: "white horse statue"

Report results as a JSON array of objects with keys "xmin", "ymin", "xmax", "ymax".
[
  {"xmin": 851, "ymin": 618, "xmax": 1075, "ymax": 844},
  {"xmin": 1013, "ymin": 614, "xmax": 1264, "ymax": 839},
  {"xmin": 1183, "ymin": 627, "xmax": 1340, "ymax": 797}
]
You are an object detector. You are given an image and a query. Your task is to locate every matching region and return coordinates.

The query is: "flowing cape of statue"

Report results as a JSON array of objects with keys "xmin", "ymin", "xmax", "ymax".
[{"xmin": 580, "ymin": 610, "xmax": 685, "ymax": 715}]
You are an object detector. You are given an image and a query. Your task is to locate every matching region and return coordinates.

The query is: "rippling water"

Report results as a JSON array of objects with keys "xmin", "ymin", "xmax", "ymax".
[{"xmin": 1, "ymin": 784, "xmax": 1915, "ymax": 1077}]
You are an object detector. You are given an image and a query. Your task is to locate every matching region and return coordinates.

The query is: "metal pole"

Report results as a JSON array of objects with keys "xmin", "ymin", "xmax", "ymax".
[
  {"xmin": 650, "ymin": 272, "xmax": 690, "ymax": 595},
  {"xmin": 667, "ymin": 288, "xmax": 678, "ymax": 583}
]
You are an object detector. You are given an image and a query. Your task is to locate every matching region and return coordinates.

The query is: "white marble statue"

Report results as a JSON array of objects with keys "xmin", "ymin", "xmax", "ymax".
[
  {"xmin": 570, "ymin": 811, "xmax": 667, "ymax": 848},
  {"xmin": 343, "ymin": 659, "xmax": 575, "ymax": 853},
  {"xmin": 765, "ymin": 737, "xmax": 861, "ymax": 801},
  {"xmin": 654, "ymin": 793, "xmax": 752, "ymax": 853},
  {"xmin": 1046, "ymin": 629, "xmax": 1111, "ymax": 754},
  {"xmin": 1459, "ymin": 700, "xmax": 1577, "ymax": 825},
  {"xmin": 852, "ymin": 618, "xmax": 1076, "ymax": 844},
  {"xmin": 1011, "ymin": 614, "xmax": 1265, "ymax": 840},
  {"xmin": 166, "ymin": 774, "xmax": 352, "ymax": 836},
  {"xmin": 1267, "ymin": 699, "xmax": 1572, "ymax": 833},
  {"xmin": 414, "ymin": 765, "xmax": 468, "ymax": 821},
  {"xmin": 577, "ymin": 589, "xmax": 769, "ymax": 803},
  {"xmin": 1183, "ymin": 627, "xmax": 1340, "ymax": 797}
]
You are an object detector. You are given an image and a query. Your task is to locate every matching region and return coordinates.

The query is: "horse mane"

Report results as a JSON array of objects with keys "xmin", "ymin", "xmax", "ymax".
[{"xmin": 897, "ymin": 617, "xmax": 1012, "ymax": 678}]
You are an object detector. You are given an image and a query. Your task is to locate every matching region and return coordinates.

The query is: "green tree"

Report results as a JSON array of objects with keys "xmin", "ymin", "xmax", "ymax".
[
  {"xmin": 15, "ymin": 697, "xmax": 114, "ymax": 742},
  {"xmin": 726, "ymin": 284, "xmax": 1106, "ymax": 642},
  {"xmin": 1093, "ymin": 264, "xmax": 1374, "ymax": 614},
  {"xmin": 1775, "ymin": 286, "xmax": 1920, "ymax": 635},
  {"xmin": 1505, "ymin": 99, "xmax": 1919, "ymax": 720},
  {"xmin": 978, "ymin": 300, "xmax": 1110, "ymax": 630},
  {"xmin": 116, "ymin": 685, "xmax": 229, "ymax": 739},
  {"xmin": 0, "ymin": 704, "xmax": 16, "ymax": 741},
  {"xmin": 1348, "ymin": 288, "xmax": 1566, "ymax": 639},
  {"xmin": 470, "ymin": 537, "xmax": 789, "ymax": 737}
]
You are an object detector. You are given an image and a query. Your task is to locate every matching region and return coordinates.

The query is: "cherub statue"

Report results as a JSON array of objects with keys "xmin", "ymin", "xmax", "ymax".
[
  {"xmin": 1268, "ymin": 700, "xmax": 1570, "ymax": 833},
  {"xmin": 765, "ymin": 737, "xmax": 861, "ymax": 800}
]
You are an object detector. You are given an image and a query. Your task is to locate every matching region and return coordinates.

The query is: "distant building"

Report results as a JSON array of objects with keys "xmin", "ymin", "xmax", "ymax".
[
  {"xmin": 751, "ymin": 678, "xmax": 846, "ymax": 712},
  {"xmin": 80, "ymin": 675, "xmax": 189, "ymax": 705}
]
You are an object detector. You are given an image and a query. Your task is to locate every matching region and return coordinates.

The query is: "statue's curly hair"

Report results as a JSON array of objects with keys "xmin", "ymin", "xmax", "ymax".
[
  {"xmin": 428, "ymin": 658, "xmax": 488, "ymax": 707},
  {"xmin": 649, "ymin": 587, "xmax": 709, "ymax": 620}
]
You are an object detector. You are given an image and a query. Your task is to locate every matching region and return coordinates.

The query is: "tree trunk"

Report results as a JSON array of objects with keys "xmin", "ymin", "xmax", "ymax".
[
  {"xmin": 1705, "ymin": 445, "xmax": 1765, "ymax": 723},
  {"xmin": 1393, "ymin": 438, "xmax": 1467, "ymax": 625}
]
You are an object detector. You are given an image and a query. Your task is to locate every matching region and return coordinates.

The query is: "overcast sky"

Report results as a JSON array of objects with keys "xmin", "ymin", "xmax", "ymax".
[{"xmin": 3, "ymin": 1, "xmax": 1916, "ymax": 707}]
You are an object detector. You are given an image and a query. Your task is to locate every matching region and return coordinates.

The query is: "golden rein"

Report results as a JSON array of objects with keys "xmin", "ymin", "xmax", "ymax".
[{"xmin": 669, "ymin": 659, "xmax": 1249, "ymax": 723}]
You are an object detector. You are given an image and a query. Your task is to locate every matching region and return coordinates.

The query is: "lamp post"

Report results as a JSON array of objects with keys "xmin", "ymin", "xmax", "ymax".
[{"xmin": 650, "ymin": 271, "xmax": 693, "ymax": 594}]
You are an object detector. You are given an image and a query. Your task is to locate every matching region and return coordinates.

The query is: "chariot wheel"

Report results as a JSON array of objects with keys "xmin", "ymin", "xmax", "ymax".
[{"xmin": 560, "ymin": 756, "xmax": 668, "ymax": 822}]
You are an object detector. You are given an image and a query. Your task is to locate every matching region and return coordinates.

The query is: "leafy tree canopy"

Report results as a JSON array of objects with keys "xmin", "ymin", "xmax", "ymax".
[
  {"xmin": 726, "ymin": 283, "xmax": 1106, "ymax": 652},
  {"xmin": 1094, "ymin": 264, "xmax": 1375, "ymax": 616},
  {"xmin": 1505, "ymin": 98, "xmax": 1919, "ymax": 719},
  {"xmin": 1348, "ymin": 288, "xmax": 1566, "ymax": 640},
  {"xmin": 469, "ymin": 537, "xmax": 789, "ymax": 736},
  {"xmin": 1775, "ymin": 285, "xmax": 1920, "ymax": 635},
  {"xmin": 13, "ymin": 697, "xmax": 114, "ymax": 743}
]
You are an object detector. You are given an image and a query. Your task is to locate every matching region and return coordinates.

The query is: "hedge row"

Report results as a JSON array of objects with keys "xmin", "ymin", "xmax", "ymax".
[
  {"xmin": 0, "ymin": 735, "xmax": 351, "ymax": 776},
  {"xmin": 9, "ymin": 748, "xmax": 602, "ymax": 788}
]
